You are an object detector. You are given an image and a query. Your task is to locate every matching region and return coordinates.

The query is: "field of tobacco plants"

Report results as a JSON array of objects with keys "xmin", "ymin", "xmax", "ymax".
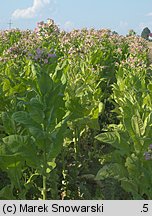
[{"xmin": 0, "ymin": 19, "xmax": 152, "ymax": 200}]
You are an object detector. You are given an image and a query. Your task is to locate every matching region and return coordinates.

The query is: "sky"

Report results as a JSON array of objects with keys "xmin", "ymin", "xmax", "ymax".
[{"xmin": 1, "ymin": 0, "xmax": 152, "ymax": 35}]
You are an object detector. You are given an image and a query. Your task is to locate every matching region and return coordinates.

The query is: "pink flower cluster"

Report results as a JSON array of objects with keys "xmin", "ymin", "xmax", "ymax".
[{"xmin": 28, "ymin": 47, "xmax": 56, "ymax": 64}]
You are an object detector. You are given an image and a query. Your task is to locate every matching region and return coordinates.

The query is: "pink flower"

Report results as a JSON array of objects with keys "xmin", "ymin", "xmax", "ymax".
[{"xmin": 44, "ymin": 59, "xmax": 48, "ymax": 64}]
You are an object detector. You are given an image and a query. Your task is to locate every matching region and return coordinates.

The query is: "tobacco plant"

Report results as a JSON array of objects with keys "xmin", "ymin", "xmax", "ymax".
[
  {"xmin": 0, "ymin": 62, "xmax": 69, "ymax": 199},
  {"xmin": 96, "ymin": 64, "xmax": 152, "ymax": 199},
  {"xmin": 0, "ymin": 19, "xmax": 150, "ymax": 200}
]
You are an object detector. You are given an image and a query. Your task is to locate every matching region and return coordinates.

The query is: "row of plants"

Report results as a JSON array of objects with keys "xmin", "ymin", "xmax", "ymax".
[{"xmin": 0, "ymin": 19, "xmax": 151, "ymax": 199}]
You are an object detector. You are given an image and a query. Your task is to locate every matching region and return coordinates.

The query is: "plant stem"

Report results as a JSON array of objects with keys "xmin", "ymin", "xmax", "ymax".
[
  {"xmin": 74, "ymin": 127, "xmax": 80, "ymax": 159},
  {"xmin": 42, "ymin": 139, "xmax": 47, "ymax": 200},
  {"xmin": 42, "ymin": 175, "xmax": 47, "ymax": 200}
]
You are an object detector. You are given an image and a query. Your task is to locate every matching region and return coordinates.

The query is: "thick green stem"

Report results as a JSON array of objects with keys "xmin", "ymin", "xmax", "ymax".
[
  {"xmin": 74, "ymin": 127, "xmax": 80, "ymax": 159},
  {"xmin": 42, "ymin": 175, "xmax": 47, "ymax": 200},
  {"xmin": 42, "ymin": 139, "xmax": 47, "ymax": 200}
]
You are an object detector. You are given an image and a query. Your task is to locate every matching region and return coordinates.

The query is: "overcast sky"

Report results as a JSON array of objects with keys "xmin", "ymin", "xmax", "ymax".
[{"xmin": 1, "ymin": 0, "xmax": 152, "ymax": 35}]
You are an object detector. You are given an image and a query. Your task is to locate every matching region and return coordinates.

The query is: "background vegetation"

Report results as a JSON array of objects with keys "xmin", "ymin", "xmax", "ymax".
[{"xmin": 0, "ymin": 19, "xmax": 152, "ymax": 200}]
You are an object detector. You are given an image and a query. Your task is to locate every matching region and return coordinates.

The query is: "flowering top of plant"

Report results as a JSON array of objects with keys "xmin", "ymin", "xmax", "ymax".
[
  {"xmin": 0, "ymin": 30, "xmax": 42, "ymax": 63},
  {"xmin": 0, "ymin": 19, "xmax": 148, "ymax": 76},
  {"xmin": 34, "ymin": 18, "xmax": 60, "ymax": 40},
  {"xmin": 28, "ymin": 47, "xmax": 57, "ymax": 64}
]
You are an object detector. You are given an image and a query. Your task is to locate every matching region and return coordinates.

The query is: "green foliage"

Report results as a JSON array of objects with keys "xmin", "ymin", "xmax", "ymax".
[
  {"xmin": 0, "ymin": 19, "xmax": 150, "ymax": 200},
  {"xmin": 96, "ymin": 64, "xmax": 152, "ymax": 199},
  {"xmin": 128, "ymin": 29, "xmax": 136, "ymax": 36},
  {"xmin": 141, "ymin": 27, "xmax": 151, "ymax": 40}
]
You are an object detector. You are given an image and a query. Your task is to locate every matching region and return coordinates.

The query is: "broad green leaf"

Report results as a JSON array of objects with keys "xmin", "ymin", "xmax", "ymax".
[
  {"xmin": 3, "ymin": 135, "xmax": 28, "ymax": 145},
  {"xmin": 148, "ymin": 83, "xmax": 152, "ymax": 92},
  {"xmin": 37, "ymin": 73, "xmax": 53, "ymax": 95},
  {"xmin": 0, "ymin": 185, "xmax": 15, "ymax": 200},
  {"xmin": 95, "ymin": 164, "xmax": 113, "ymax": 180},
  {"xmin": 12, "ymin": 111, "xmax": 34, "ymax": 125},
  {"xmin": 0, "ymin": 154, "xmax": 22, "ymax": 169},
  {"xmin": 2, "ymin": 79, "xmax": 11, "ymax": 92},
  {"xmin": 53, "ymin": 70, "xmax": 62, "ymax": 83},
  {"xmin": 144, "ymin": 113, "xmax": 152, "ymax": 136},
  {"xmin": 125, "ymin": 154, "xmax": 140, "ymax": 176},
  {"xmin": 121, "ymin": 178, "xmax": 138, "ymax": 195},
  {"xmin": 12, "ymin": 111, "xmax": 41, "ymax": 130},
  {"xmin": 28, "ymin": 99, "xmax": 44, "ymax": 124},
  {"xmin": 10, "ymin": 83, "xmax": 26, "ymax": 95},
  {"xmin": 95, "ymin": 131, "xmax": 120, "ymax": 146},
  {"xmin": 2, "ymin": 112, "xmax": 16, "ymax": 134},
  {"xmin": 95, "ymin": 163, "xmax": 127, "ymax": 181},
  {"xmin": 45, "ymin": 83, "xmax": 66, "ymax": 122},
  {"xmin": 3, "ymin": 135, "xmax": 28, "ymax": 153},
  {"xmin": 86, "ymin": 118, "xmax": 100, "ymax": 130},
  {"xmin": 28, "ymin": 126, "xmax": 45, "ymax": 140},
  {"xmin": 61, "ymin": 73, "xmax": 66, "ymax": 85},
  {"xmin": 2, "ymin": 135, "xmax": 40, "ymax": 168},
  {"xmin": 131, "ymin": 115, "xmax": 145, "ymax": 137},
  {"xmin": 18, "ymin": 141, "xmax": 41, "ymax": 168},
  {"xmin": 124, "ymin": 117, "xmax": 135, "ymax": 138},
  {"xmin": 7, "ymin": 165, "xmax": 22, "ymax": 189},
  {"xmin": 31, "ymin": 64, "xmax": 37, "ymax": 76},
  {"xmin": 48, "ymin": 118, "xmax": 68, "ymax": 160}
]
